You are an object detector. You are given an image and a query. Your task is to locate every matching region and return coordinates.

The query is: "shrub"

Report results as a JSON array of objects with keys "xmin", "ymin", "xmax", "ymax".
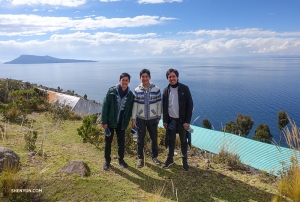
[
  {"xmin": 77, "ymin": 114, "xmax": 102, "ymax": 145},
  {"xmin": 48, "ymin": 101, "xmax": 81, "ymax": 121},
  {"xmin": 202, "ymin": 118, "xmax": 212, "ymax": 129},
  {"xmin": 24, "ymin": 130, "xmax": 38, "ymax": 152},
  {"xmin": 253, "ymin": 124, "xmax": 273, "ymax": 144},
  {"xmin": 222, "ymin": 121, "xmax": 238, "ymax": 134},
  {"xmin": 236, "ymin": 114, "xmax": 254, "ymax": 137},
  {"xmin": 214, "ymin": 146, "xmax": 242, "ymax": 169}
]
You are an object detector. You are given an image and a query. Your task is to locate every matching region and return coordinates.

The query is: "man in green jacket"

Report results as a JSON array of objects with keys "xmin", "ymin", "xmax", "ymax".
[{"xmin": 101, "ymin": 73, "xmax": 134, "ymax": 170}]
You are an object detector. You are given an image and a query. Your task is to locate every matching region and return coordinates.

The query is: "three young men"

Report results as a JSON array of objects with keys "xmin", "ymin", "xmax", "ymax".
[{"xmin": 101, "ymin": 68, "xmax": 193, "ymax": 171}]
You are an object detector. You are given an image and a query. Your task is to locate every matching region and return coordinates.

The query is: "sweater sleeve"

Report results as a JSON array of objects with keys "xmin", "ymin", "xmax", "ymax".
[{"xmin": 157, "ymin": 89, "xmax": 162, "ymax": 118}]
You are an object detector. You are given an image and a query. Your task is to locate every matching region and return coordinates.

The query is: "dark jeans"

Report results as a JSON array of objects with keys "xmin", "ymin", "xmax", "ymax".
[
  {"xmin": 167, "ymin": 120, "xmax": 188, "ymax": 160},
  {"xmin": 104, "ymin": 123, "xmax": 125, "ymax": 162},
  {"xmin": 136, "ymin": 117, "xmax": 159, "ymax": 159}
]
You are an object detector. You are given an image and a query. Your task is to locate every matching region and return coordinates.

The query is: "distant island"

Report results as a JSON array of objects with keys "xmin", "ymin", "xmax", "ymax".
[{"xmin": 4, "ymin": 55, "xmax": 97, "ymax": 64}]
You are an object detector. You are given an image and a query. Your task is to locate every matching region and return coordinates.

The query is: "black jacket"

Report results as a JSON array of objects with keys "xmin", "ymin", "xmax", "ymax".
[{"xmin": 162, "ymin": 82, "xmax": 193, "ymax": 125}]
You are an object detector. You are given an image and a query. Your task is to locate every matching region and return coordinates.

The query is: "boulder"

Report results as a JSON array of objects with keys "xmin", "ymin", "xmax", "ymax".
[
  {"xmin": 60, "ymin": 160, "xmax": 90, "ymax": 177},
  {"xmin": 0, "ymin": 147, "xmax": 20, "ymax": 173}
]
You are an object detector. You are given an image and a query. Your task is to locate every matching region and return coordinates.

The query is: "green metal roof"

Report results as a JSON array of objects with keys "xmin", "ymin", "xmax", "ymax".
[{"xmin": 159, "ymin": 121, "xmax": 299, "ymax": 175}]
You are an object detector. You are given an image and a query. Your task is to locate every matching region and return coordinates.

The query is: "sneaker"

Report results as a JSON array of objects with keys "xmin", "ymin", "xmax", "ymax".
[
  {"xmin": 119, "ymin": 160, "xmax": 128, "ymax": 168},
  {"xmin": 152, "ymin": 158, "xmax": 160, "ymax": 166},
  {"xmin": 103, "ymin": 162, "xmax": 110, "ymax": 171},
  {"xmin": 136, "ymin": 159, "xmax": 143, "ymax": 168},
  {"xmin": 162, "ymin": 159, "xmax": 174, "ymax": 169},
  {"xmin": 182, "ymin": 160, "xmax": 189, "ymax": 171}
]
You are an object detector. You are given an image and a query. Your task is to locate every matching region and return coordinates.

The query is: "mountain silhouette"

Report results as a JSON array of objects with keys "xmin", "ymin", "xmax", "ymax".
[{"xmin": 4, "ymin": 55, "xmax": 97, "ymax": 64}]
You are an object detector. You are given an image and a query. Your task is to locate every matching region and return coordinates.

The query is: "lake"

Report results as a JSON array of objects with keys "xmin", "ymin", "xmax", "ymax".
[{"xmin": 1, "ymin": 57, "xmax": 300, "ymax": 146}]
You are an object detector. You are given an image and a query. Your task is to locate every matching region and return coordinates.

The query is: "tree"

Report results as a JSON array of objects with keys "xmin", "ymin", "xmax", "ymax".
[
  {"xmin": 202, "ymin": 118, "xmax": 212, "ymax": 129},
  {"xmin": 223, "ymin": 121, "xmax": 238, "ymax": 134},
  {"xmin": 236, "ymin": 114, "xmax": 254, "ymax": 137},
  {"xmin": 253, "ymin": 124, "xmax": 273, "ymax": 144},
  {"xmin": 278, "ymin": 110, "xmax": 289, "ymax": 131},
  {"xmin": 277, "ymin": 110, "xmax": 289, "ymax": 145},
  {"xmin": 84, "ymin": 94, "xmax": 87, "ymax": 100}
]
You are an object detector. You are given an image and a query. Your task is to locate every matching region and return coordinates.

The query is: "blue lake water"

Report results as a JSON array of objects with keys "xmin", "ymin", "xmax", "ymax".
[{"xmin": 1, "ymin": 57, "xmax": 300, "ymax": 146}]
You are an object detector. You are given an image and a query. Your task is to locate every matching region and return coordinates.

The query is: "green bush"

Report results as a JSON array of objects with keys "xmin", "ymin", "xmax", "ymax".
[
  {"xmin": 48, "ymin": 101, "xmax": 81, "ymax": 121},
  {"xmin": 77, "ymin": 114, "xmax": 102, "ymax": 145},
  {"xmin": 24, "ymin": 130, "xmax": 38, "ymax": 152},
  {"xmin": 253, "ymin": 124, "xmax": 273, "ymax": 143}
]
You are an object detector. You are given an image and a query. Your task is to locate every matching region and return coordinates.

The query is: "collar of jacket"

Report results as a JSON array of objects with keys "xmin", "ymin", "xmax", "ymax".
[
  {"xmin": 115, "ymin": 83, "xmax": 130, "ymax": 97},
  {"xmin": 168, "ymin": 82, "xmax": 181, "ymax": 90},
  {"xmin": 138, "ymin": 83, "xmax": 155, "ymax": 91}
]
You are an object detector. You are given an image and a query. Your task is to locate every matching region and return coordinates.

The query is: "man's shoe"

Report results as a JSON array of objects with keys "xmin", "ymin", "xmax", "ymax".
[
  {"xmin": 152, "ymin": 158, "xmax": 160, "ymax": 166},
  {"xmin": 119, "ymin": 160, "xmax": 128, "ymax": 168},
  {"xmin": 162, "ymin": 159, "xmax": 174, "ymax": 169},
  {"xmin": 182, "ymin": 160, "xmax": 189, "ymax": 171},
  {"xmin": 103, "ymin": 162, "xmax": 110, "ymax": 171},
  {"xmin": 136, "ymin": 159, "xmax": 143, "ymax": 168}
]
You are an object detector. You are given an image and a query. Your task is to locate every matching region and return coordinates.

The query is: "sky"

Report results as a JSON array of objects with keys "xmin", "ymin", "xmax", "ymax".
[{"xmin": 0, "ymin": 0, "xmax": 300, "ymax": 62}]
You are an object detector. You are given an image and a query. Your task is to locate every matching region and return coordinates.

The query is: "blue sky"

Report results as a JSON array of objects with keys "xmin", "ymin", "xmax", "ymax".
[{"xmin": 0, "ymin": 0, "xmax": 300, "ymax": 62}]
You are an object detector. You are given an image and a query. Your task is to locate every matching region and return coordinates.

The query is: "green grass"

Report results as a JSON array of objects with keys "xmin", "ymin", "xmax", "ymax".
[{"xmin": 0, "ymin": 112, "xmax": 286, "ymax": 201}]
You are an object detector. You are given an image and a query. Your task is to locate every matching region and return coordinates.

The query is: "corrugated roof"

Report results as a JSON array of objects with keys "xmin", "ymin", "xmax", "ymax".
[
  {"xmin": 158, "ymin": 121, "xmax": 299, "ymax": 175},
  {"xmin": 46, "ymin": 90, "xmax": 101, "ymax": 116}
]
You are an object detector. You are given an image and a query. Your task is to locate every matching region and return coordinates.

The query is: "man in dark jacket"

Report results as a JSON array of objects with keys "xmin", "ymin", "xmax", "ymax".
[
  {"xmin": 162, "ymin": 68, "xmax": 193, "ymax": 171},
  {"xmin": 101, "ymin": 73, "xmax": 134, "ymax": 170}
]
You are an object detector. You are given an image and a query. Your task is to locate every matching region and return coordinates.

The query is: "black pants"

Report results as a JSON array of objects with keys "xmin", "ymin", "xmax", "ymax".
[
  {"xmin": 167, "ymin": 120, "xmax": 188, "ymax": 160},
  {"xmin": 104, "ymin": 123, "xmax": 125, "ymax": 162},
  {"xmin": 136, "ymin": 118, "xmax": 159, "ymax": 159}
]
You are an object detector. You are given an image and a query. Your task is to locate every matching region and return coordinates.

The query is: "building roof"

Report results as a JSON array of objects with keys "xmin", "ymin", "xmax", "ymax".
[{"xmin": 47, "ymin": 90, "xmax": 101, "ymax": 116}]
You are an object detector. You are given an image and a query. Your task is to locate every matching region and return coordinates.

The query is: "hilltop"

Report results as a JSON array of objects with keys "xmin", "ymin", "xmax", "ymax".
[{"xmin": 4, "ymin": 55, "xmax": 97, "ymax": 64}]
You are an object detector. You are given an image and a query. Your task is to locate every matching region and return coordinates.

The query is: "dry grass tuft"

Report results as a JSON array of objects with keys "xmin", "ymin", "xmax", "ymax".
[{"xmin": 274, "ymin": 116, "xmax": 300, "ymax": 202}]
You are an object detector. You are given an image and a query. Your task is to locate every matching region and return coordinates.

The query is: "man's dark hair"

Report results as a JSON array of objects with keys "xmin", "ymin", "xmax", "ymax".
[
  {"xmin": 166, "ymin": 68, "xmax": 179, "ymax": 79},
  {"xmin": 120, "ymin": 72, "xmax": 131, "ymax": 81},
  {"xmin": 140, "ymin": 69, "xmax": 151, "ymax": 78}
]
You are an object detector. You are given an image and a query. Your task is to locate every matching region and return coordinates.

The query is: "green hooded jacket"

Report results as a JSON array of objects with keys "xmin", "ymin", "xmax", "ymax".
[{"xmin": 101, "ymin": 85, "xmax": 134, "ymax": 130}]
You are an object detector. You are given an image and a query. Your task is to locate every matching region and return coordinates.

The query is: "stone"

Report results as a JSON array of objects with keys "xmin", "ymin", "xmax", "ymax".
[
  {"xmin": 60, "ymin": 160, "xmax": 90, "ymax": 177},
  {"xmin": 0, "ymin": 147, "xmax": 20, "ymax": 173}
]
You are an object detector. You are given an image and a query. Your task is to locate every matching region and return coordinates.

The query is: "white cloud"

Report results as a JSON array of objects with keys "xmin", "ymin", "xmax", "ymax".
[
  {"xmin": 138, "ymin": 0, "xmax": 182, "ymax": 4},
  {"xmin": 99, "ymin": 0, "xmax": 120, "ymax": 2},
  {"xmin": 180, "ymin": 28, "xmax": 300, "ymax": 38},
  {"xmin": 8, "ymin": 0, "xmax": 87, "ymax": 7},
  {"xmin": 1, "ymin": 29, "xmax": 300, "ymax": 62},
  {"xmin": 0, "ymin": 14, "xmax": 175, "ymax": 36}
]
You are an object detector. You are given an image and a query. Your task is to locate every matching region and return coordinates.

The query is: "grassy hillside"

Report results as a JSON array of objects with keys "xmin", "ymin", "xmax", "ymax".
[{"xmin": 0, "ymin": 112, "xmax": 285, "ymax": 201}]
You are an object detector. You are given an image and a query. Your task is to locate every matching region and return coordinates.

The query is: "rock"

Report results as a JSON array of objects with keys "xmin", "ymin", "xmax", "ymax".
[
  {"xmin": 28, "ymin": 152, "xmax": 36, "ymax": 157},
  {"xmin": 0, "ymin": 147, "xmax": 20, "ymax": 173},
  {"xmin": 60, "ymin": 160, "xmax": 90, "ymax": 177}
]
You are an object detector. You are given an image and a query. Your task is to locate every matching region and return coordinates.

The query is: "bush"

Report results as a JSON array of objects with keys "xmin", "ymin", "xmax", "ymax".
[
  {"xmin": 77, "ymin": 114, "xmax": 102, "ymax": 145},
  {"xmin": 253, "ymin": 124, "xmax": 273, "ymax": 143},
  {"xmin": 214, "ymin": 146, "xmax": 242, "ymax": 169},
  {"xmin": 24, "ymin": 130, "xmax": 38, "ymax": 152},
  {"xmin": 202, "ymin": 118, "xmax": 212, "ymax": 129},
  {"xmin": 222, "ymin": 121, "xmax": 238, "ymax": 134},
  {"xmin": 236, "ymin": 114, "xmax": 254, "ymax": 137},
  {"xmin": 48, "ymin": 101, "xmax": 81, "ymax": 121}
]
